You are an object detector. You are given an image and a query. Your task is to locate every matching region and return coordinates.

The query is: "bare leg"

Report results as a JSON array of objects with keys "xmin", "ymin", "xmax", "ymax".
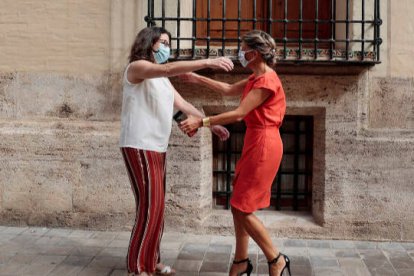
[
  {"xmin": 231, "ymin": 207, "xmax": 286, "ymax": 276},
  {"xmin": 229, "ymin": 209, "xmax": 250, "ymax": 275}
]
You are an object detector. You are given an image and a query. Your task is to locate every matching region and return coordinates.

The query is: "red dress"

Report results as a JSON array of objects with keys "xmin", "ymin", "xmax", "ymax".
[{"xmin": 230, "ymin": 70, "xmax": 286, "ymax": 213}]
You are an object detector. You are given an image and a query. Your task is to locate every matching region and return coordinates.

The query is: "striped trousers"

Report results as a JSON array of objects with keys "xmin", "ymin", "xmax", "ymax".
[{"xmin": 121, "ymin": 147, "xmax": 166, "ymax": 274}]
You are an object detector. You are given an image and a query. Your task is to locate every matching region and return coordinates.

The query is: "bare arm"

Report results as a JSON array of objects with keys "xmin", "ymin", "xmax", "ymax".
[
  {"xmin": 172, "ymin": 83, "xmax": 230, "ymax": 141},
  {"xmin": 179, "ymin": 72, "xmax": 248, "ymax": 96},
  {"xmin": 179, "ymin": 88, "xmax": 272, "ymax": 132},
  {"xmin": 173, "ymin": 89, "xmax": 204, "ymax": 118},
  {"xmin": 128, "ymin": 58, "xmax": 233, "ymax": 83}
]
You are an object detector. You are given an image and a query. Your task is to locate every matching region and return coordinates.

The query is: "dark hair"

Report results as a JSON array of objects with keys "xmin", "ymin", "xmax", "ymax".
[
  {"xmin": 129, "ymin": 26, "xmax": 171, "ymax": 63},
  {"xmin": 242, "ymin": 30, "xmax": 277, "ymax": 66}
]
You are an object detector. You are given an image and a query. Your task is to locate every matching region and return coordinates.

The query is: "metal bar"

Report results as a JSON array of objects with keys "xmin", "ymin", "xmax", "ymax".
[
  {"xmin": 345, "ymin": 0, "xmax": 350, "ymax": 60},
  {"xmin": 253, "ymin": 0, "xmax": 257, "ymax": 30},
  {"xmin": 161, "ymin": 0, "xmax": 165, "ymax": 28},
  {"xmin": 268, "ymin": 0, "xmax": 272, "ymax": 35},
  {"xmin": 207, "ymin": 0, "xmax": 211, "ymax": 58},
  {"xmin": 299, "ymin": 0, "xmax": 303, "ymax": 59},
  {"xmin": 361, "ymin": 0, "xmax": 365, "ymax": 61},
  {"xmin": 315, "ymin": 0, "xmax": 319, "ymax": 59},
  {"xmin": 176, "ymin": 0, "xmax": 181, "ymax": 58},
  {"xmin": 222, "ymin": 0, "xmax": 226, "ymax": 56},
  {"xmin": 375, "ymin": 0, "xmax": 381, "ymax": 61},
  {"xmin": 192, "ymin": 0, "xmax": 196, "ymax": 58},
  {"xmin": 284, "ymin": 0, "xmax": 287, "ymax": 59},
  {"xmin": 331, "ymin": 0, "xmax": 337, "ymax": 59},
  {"xmin": 238, "ymin": 0, "xmax": 241, "ymax": 53}
]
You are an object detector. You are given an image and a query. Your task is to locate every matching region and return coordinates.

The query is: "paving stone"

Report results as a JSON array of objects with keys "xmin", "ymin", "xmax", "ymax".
[
  {"xmin": 48, "ymin": 255, "xmax": 93, "ymax": 275},
  {"xmin": 160, "ymin": 249, "xmax": 180, "ymax": 260},
  {"xmin": 0, "ymin": 253, "xmax": 15, "ymax": 265},
  {"xmin": 23, "ymin": 227, "xmax": 50, "ymax": 236},
  {"xmin": 397, "ymin": 268, "xmax": 414, "ymax": 276},
  {"xmin": 115, "ymin": 231, "xmax": 131, "ymax": 240},
  {"xmin": 400, "ymin": 242, "xmax": 414, "ymax": 250},
  {"xmin": 204, "ymin": 252, "xmax": 231, "ymax": 262},
  {"xmin": 210, "ymin": 235, "xmax": 235, "ymax": 245},
  {"xmin": 69, "ymin": 246, "xmax": 104, "ymax": 256},
  {"xmin": 354, "ymin": 241, "xmax": 378, "ymax": 249},
  {"xmin": 312, "ymin": 266, "xmax": 345, "ymax": 276},
  {"xmin": 107, "ymin": 238, "xmax": 129, "ymax": 248},
  {"xmin": 88, "ymin": 256, "xmax": 125, "ymax": 269},
  {"xmin": 17, "ymin": 254, "xmax": 66, "ymax": 276},
  {"xmin": 98, "ymin": 247, "xmax": 127, "ymax": 258},
  {"xmin": 288, "ymin": 255, "xmax": 311, "ymax": 267},
  {"xmin": 338, "ymin": 258, "xmax": 371, "ymax": 276},
  {"xmin": 68, "ymin": 230, "xmax": 95, "ymax": 239},
  {"xmin": 331, "ymin": 240, "xmax": 355, "ymax": 249},
  {"xmin": 334, "ymin": 249, "xmax": 360, "ymax": 258},
  {"xmin": 290, "ymin": 265, "xmax": 312, "ymax": 276},
  {"xmin": 308, "ymin": 248, "xmax": 335, "ymax": 257},
  {"xmin": 359, "ymin": 249, "xmax": 398, "ymax": 275},
  {"xmin": 283, "ymin": 247, "xmax": 309, "ymax": 257},
  {"xmin": 309, "ymin": 256, "xmax": 339, "ymax": 267},
  {"xmin": 110, "ymin": 269, "xmax": 129, "ymax": 276},
  {"xmin": 199, "ymin": 261, "xmax": 230, "ymax": 273},
  {"xmin": 383, "ymin": 249, "xmax": 414, "ymax": 269},
  {"xmin": 306, "ymin": 239, "xmax": 331, "ymax": 248},
  {"xmin": 199, "ymin": 273, "xmax": 228, "ymax": 276},
  {"xmin": 77, "ymin": 265, "xmax": 114, "ymax": 276},
  {"xmin": 174, "ymin": 271, "xmax": 198, "ymax": 276},
  {"xmin": 184, "ymin": 234, "xmax": 212, "ymax": 244},
  {"xmin": 284, "ymin": 239, "xmax": 307, "ymax": 247},
  {"xmin": 2, "ymin": 227, "xmax": 28, "ymax": 235},
  {"xmin": 173, "ymin": 259, "xmax": 202, "ymax": 272},
  {"xmin": 43, "ymin": 228, "xmax": 73, "ymax": 237},
  {"xmin": 160, "ymin": 241, "xmax": 183, "ymax": 251},
  {"xmin": 42, "ymin": 245, "xmax": 75, "ymax": 256},
  {"xmin": 91, "ymin": 231, "xmax": 118, "ymax": 241},
  {"xmin": 378, "ymin": 242, "xmax": 406, "ymax": 251},
  {"xmin": 0, "ymin": 254, "xmax": 37, "ymax": 274},
  {"xmin": 177, "ymin": 243, "xmax": 208, "ymax": 260},
  {"xmin": 207, "ymin": 243, "xmax": 233, "ymax": 254}
]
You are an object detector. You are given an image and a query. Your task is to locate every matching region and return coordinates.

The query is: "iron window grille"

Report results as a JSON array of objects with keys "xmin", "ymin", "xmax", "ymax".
[
  {"xmin": 213, "ymin": 116, "xmax": 313, "ymax": 211},
  {"xmin": 146, "ymin": 0, "xmax": 382, "ymax": 64}
]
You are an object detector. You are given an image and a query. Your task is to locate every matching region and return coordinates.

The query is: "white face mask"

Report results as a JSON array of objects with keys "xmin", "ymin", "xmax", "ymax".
[{"xmin": 238, "ymin": 49, "xmax": 254, "ymax": 67}]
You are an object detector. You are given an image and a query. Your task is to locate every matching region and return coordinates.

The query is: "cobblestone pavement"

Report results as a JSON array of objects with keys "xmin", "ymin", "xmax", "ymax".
[{"xmin": 0, "ymin": 226, "xmax": 414, "ymax": 276}]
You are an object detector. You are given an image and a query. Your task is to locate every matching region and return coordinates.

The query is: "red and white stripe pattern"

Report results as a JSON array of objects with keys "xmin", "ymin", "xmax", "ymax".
[{"xmin": 121, "ymin": 147, "xmax": 166, "ymax": 274}]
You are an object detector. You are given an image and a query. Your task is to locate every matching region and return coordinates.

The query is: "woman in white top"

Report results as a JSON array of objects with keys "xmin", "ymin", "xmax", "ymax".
[{"xmin": 120, "ymin": 26, "xmax": 233, "ymax": 276}]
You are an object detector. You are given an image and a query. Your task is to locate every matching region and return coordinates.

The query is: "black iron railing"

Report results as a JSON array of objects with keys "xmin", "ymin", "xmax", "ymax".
[
  {"xmin": 213, "ymin": 116, "xmax": 313, "ymax": 211},
  {"xmin": 146, "ymin": 0, "xmax": 382, "ymax": 64}
]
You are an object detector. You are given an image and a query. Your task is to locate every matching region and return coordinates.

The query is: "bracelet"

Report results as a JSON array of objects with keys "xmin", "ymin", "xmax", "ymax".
[{"xmin": 202, "ymin": 117, "xmax": 211, "ymax": 127}]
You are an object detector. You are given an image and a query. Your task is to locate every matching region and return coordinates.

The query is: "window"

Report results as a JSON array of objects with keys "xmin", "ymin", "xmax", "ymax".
[
  {"xmin": 146, "ymin": 0, "xmax": 382, "ymax": 63},
  {"xmin": 212, "ymin": 116, "xmax": 313, "ymax": 211},
  {"xmin": 196, "ymin": 0, "xmax": 331, "ymax": 45}
]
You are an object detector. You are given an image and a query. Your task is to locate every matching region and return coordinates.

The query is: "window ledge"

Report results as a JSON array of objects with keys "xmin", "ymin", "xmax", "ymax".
[{"xmin": 202, "ymin": 209, "xmax": 322, "ymax": 237}]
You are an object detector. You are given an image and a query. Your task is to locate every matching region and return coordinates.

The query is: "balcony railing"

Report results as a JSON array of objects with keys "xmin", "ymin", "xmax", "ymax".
[{"xmin": 145, "ymin": 0, "xmax": 382, "ymax": 65}]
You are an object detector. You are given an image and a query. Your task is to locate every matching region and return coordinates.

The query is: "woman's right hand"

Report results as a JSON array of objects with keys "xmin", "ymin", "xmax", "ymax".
[
  {"xmin": 207, "ymin": 57, "xmax": 234, "ymax": 72},
  {"xmin": 178, "ymin": 72, "xmax": 200, "ymax": 84}
]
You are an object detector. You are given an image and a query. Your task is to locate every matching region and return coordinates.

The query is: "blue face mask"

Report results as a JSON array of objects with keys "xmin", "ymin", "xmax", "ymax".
[
  {"xmin": 238, "ymin": 49, "xmax": 254, "ymax": 67},
  {"xmin": 153, "ymin": 43, "xmax": 170, "ymax": 64}
]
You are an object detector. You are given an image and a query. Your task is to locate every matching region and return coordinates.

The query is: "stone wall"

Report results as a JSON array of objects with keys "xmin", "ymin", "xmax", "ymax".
[{"xmin": 0, "ymin": 0, "xmax": 413, "ymax": 241}]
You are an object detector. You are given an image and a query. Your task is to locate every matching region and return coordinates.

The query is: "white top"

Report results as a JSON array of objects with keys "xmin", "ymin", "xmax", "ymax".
[{"xmin": 119, "ymin": 64, "xmax": 174, "ymax": 152}]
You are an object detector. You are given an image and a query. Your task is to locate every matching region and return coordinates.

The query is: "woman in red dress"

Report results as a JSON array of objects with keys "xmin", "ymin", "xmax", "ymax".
[{"xmin": 179, "ymin": 30, "xmax": 291, "ymax": 276}]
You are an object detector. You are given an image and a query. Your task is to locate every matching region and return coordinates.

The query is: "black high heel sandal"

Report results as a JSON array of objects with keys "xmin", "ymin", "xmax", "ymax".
[
  {"xmin": 268, "ymin": 253, "xmax": 291, "ymax": 276},
  {"xmin": 231, "ymin": 258, "xmax": 253, "ymax": 276}
]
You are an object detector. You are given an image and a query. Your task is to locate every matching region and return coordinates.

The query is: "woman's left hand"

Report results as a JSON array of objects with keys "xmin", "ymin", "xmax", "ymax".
[
  {"xmin": 179, "ymin": 116, "xmax": 202, "ymax": 134},
  {"xmin": 211, "ymin": 125, "xmax": 230, "ymax": 141}
]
